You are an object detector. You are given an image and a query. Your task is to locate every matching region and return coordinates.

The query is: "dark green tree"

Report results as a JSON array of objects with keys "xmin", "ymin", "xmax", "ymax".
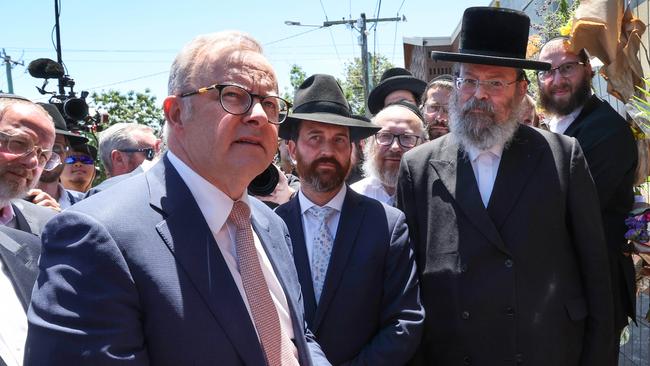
[
  {"xmin": 340, "ymin": 53, "xmax": 394, "ymax": 115},
  {"xmin": 283, "ymin": 64, "xmax": 307, "ymax": 103},
  {"xmin": 89, "ymin": 89, "xmax": 164, "ymax": 132}
]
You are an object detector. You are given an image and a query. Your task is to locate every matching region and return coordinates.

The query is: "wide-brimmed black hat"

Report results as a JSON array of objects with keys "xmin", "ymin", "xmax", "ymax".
[
  {"xmin": 37, "ymin": 103, "xmax": 88, "ymax": 144},
  {"xmin": 279, "ymin": 74, "xmax": 380, "ymax": 141},
  {"xmin": 367, "ymin": 68, "xmax": 426, "ymax": 115},
  {"xmin": 431, "ymin": 7, "xmax": 551, "ymax": 71},
  {"xmin": 69, "ymin": 143, "xmax": 97, "ymax": 161}
]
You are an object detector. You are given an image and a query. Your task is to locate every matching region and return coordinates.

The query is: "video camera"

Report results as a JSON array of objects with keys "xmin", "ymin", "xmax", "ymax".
[{"xmin": 27, "ymin": 58, "xmax": 96, "ymax": 132}]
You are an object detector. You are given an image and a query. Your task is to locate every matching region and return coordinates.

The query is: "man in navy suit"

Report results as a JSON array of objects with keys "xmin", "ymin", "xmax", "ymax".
[
  {"xmin": 275, "ymin": 74, "xmax": 424, "ymax": 365},
  {"xmin": 25, "ymin": 31, "xmax": 329, "ymax": 366}
]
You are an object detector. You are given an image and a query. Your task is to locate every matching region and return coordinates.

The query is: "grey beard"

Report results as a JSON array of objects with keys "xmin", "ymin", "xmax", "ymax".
[
  {"xmin": 361, "ymin": 141, "xmax": 399, "ymax": 189},
  {"xmin": 448, "ymin": 93, "xmax": 522, "ymax": 151}
]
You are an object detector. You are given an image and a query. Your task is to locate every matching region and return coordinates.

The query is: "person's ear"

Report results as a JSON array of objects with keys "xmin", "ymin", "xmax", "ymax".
[
  {"xmin": 287, "ymin": 140, "xmax": 297, "ymax": 163},
  {"xmin": 164, "ymin": 96, "xmax": 184, "ymax": 129}
]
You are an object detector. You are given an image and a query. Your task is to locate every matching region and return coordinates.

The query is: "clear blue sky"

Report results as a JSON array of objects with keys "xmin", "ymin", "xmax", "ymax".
[{"xmin": 2, "ymin": 0, "xmax": 488, "ymax": 106}]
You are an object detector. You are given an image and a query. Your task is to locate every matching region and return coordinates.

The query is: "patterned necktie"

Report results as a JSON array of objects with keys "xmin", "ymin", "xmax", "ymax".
[
  {"xmin": 307, "ymin": 205, "xmax": 337, "ymax": 303},
  {"xmin": 229, "ymin": 201, "xmax": 299, "ymax": 366}
]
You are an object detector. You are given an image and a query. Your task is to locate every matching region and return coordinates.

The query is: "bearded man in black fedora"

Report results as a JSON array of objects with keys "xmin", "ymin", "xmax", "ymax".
[
  {"xmin": 275, "ymin": 74, "xmax": 424, "ymax": 365},
  {"xmin": 396, "ymin": 7, "xmax": 615, "ymax": 366}
]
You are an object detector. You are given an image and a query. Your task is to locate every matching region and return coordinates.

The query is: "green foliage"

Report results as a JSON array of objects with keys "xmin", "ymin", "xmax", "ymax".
[
  {"xmin": 282, "ymin": 64, "xmax": 307, "ymax": 104},
  {"xmin": 339, "ymin": 53, "xmax": 394, "ymax": 115},
  {"xmin": 89, "ymin": 89, "xmax": 164, "ymax": 132},
  {"xmin": 532, "ymin": 0, "xmax": 581, "ymax": 43}
]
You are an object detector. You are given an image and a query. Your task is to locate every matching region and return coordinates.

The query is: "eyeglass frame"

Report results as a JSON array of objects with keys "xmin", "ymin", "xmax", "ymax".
[
  {"xmin": 64, "ymin": 155, "xmax": 95, "ymax": 165},
  {"xmin": 423, "ymin": 103, "xmax": 449, "ymax": 114},
  {"xmin": 178, "ymin": 83, "xmax": 292, "ymax": 124},
  {"xmin": 118, "ymin": 147, "xmax": 156, "ymax": 161},
  {"xmin": 536, "ymin": 61, "xmax": 586, "ymax": 81},
  {"xmin": 0, "ymin": 130, "xmax": 61, "ymax": 171},
  {"xmin": 374, "ymin": 132, "xmax": 421, "ymax": 149},
  {"xmin": 454, "ymin": 77, "xmax": 522, "ymax": 94}
]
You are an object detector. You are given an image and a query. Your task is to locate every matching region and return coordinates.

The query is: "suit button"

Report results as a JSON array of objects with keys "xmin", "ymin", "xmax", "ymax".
[
  {"xmin": 506, "ymin": 307, "xmax": 515, "ymax": 316},
  {"xmin": 504, "ymin": 259, "xmax": 513, "ymax": 268},
  {"xmin": 461, "ymin": 311, "xmax": 470, "ymax": 320},
  {"xmin": 463, "ymin": 356, "xmax": 471, "ymax": 365}
]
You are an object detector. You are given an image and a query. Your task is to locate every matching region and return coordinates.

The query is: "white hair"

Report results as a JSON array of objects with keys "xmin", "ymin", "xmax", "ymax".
[{"xmin": 98, "ymin": 122, "xmax": 155, "ymax": 175}]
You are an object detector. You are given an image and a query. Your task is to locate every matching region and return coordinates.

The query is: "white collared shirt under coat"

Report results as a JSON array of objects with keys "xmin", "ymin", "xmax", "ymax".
[{"xmin": 465, "ymin": 143, "xmax": 505, "ymax": 208}]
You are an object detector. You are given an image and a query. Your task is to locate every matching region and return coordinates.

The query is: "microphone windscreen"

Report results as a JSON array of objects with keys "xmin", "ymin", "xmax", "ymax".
[{"xmin": 27, "ymin": 58, "xmax": 64, "ymax": 79}]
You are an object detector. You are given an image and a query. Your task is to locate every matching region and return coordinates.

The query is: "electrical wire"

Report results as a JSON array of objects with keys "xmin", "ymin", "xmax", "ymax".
[
  {"xmin": 318, "ymin": 0, "xmax": 342, "ymax": 65},
  {"xmin": 264, "ymin": 26, "xmax": 325, "ymax": 46},
  {"xmin": 86, "ymin": 70, "xmax": 168, "ymax": 91}
]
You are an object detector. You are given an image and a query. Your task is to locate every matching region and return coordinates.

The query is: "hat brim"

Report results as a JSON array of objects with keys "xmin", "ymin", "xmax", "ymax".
[
  {"xmin": 56, "ymin": 129, "xmax": 88, "ymax": 144},
  {"xmin": 431, "ymin": 51, "xmax": 551, "ymax": 71},
  {"xmin": 279, "ymin": 112, "xmax": 381, "ymax": 141},
  {"xmin": 368, "ymin": 77, "xmax": 427, "ymax": 115}
]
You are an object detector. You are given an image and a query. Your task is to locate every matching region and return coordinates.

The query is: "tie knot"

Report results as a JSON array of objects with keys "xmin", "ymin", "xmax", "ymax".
[
  {"xmin": 307, "ymin": 205, "xmax": 336, "ymax": 221},
  {"xmin": 229, "ymin": 201, "xmax": 251, "ymax": 229}
]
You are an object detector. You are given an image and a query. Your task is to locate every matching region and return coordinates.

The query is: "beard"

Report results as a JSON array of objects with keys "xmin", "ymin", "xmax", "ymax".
[
  {"xmin": 539, "ymin": 73, "xmax": 591, "ymax": 116},
  {"xmin": 362, "ymin": 142, "xmax": 400, "ymax": 189},
  {"xmin": 295, "ymin": 152, "xmax": 350, "ymax": 193},
  {"xmin": 0, "ymin": 165, "xmax": 37, "ymax": 204},
  {"xmin": 448, "ymin": 91, "xmax": 522, "ymax": 152}
]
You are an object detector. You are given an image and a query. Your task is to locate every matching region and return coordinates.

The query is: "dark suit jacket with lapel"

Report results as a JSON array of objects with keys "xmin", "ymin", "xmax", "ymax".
[
  {"xmin": 564, "ymin": 95, "xmax": 637, "ymax": 328},
  {"xmin": 396, "ymin": 125, "xmax": 615, "ymax": 366},
  {"xmin": 0, "ymin": 225, "xmax": 41, "ymax": 312},
  {"xmin": 24, "ymin": 156, "xmax": 329, "ymax": 366},
  {"xmin": 84, "ymin": 166, "xmax": 145, "ymax": 198},
  {"xmin": 276, "ymin": 188, "xmax": 424, "ymax": 366},
  {"xmin": 10, "ymin": 200, "xmax": 55, "ymax": 236}
]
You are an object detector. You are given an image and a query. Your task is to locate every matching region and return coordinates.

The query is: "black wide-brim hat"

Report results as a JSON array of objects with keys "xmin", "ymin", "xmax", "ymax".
[
  {"xmin": 367, "ymin": 67, "xmax": 426, "ymax": 115},
  {"xmin": 37, "ymin": 102, "xmax": 88, "ymax": 144},
  {"xmin": 279, "ymin": 74, "xmax": 380, "ymax": 141},
  {"xmin": 431, "ymin": 7, "xmax": 551, "ymax": 71}
]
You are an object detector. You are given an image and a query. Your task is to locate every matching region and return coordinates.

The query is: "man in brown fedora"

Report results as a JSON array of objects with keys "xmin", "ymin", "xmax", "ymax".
[
  {"xmin": 275, "ymin": 74, "xmax": 424, "ymax": 365},
  {"xmin": 396, "ymin": 7, "xmax": 615, "ymax": 366}
]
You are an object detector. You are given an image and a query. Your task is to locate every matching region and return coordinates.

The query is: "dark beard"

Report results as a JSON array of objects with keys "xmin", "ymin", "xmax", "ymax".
[
  {"xmin": 539, "ymin": 74, "xmax": 591, "ymax": 116},
  {"xmin": 448, "ymin": 92, "xmax": 521, "ymax": 151},
  {"xmin": 296, "ymin": 154, "xmax": 349, "ymax": 193}
]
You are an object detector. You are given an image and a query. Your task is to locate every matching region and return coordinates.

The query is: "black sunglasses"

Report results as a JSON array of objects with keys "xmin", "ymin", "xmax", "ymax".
[
  {"xmin": 65, "ymin": 155, "xmax": 94, "ymax": 165},
  {"xmin": 119, "ymin": 148, "xmax": 156, "ymax": 161}
]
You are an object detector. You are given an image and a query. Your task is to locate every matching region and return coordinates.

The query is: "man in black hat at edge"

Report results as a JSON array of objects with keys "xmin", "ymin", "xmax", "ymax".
[
  {"xmin": 275, "ymin": 74, "xmax": 424, "ymax": 365},
  {"xmin": 396, "ymin": 7, "xmax": 615, "ymax": 366}
]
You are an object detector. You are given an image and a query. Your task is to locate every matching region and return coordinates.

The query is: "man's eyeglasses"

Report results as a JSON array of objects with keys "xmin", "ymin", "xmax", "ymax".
[
  {"xmin": 179, "ymin": 84, "xmax": 291, "ymax": 124},
  {"xmin": 64, "ymin": 155, "xmax": 95, "ymax": 165},
  {"xmin": 118, "ymin": 147, "xmax": 156, "ymax": 161},
  {"xmin": 455, "ymin": 78, "xmax": 520, "ymax": 94},
  {"xmin": 537, "ymin": 61, "xmax": 586, "ymax": 81},
  {"xmin": 375, "ymin": 132, "xmax": 420, "ymax": 149},
  {"xmin": 424, "ymin": 104, "xmax": 448, "ymax": 114},
  {"xmin": 52, "ymin": 143, "xmax": 70, "ymax": 156},
  {"xmin": 0, "ymin": 131, "xmax": 60, "ymax": 171}
]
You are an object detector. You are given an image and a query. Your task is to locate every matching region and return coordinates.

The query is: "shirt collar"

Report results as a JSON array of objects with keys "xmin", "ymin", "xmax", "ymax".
[
  {"xmin": 167, "ymin": 151, "xmax": 250, "ymax": 235},
  {"xmin": 549, "ymin": 105, "xmax": 584, "ymax": 127},
  {"xmin": 298, "ymin": 184, "xmax": 347, "ymax": 215},
  {"xmin": 465, "ymin": 142, "xmax": 505, "ymax": 162}
]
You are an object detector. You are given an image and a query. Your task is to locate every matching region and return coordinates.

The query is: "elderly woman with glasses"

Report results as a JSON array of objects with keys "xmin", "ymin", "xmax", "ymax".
[{"xmin": 60, "ymin": 143, "xmax": 97, "ymax": 193}]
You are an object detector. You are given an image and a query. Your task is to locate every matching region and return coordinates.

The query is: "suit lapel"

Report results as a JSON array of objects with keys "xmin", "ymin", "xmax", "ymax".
[
  {"xmin": 282, "ymin": 196, "xmax": 317, "ymax": 326},
  {"xmin": 487, "ymin": 126, "xmax": 544, "ymax": 230},
  {"xmin": 312, "ymin": 188, "xmax": 364, "ymax": 331},
  {"xmin": 11, "ymin": 204, "xmax": 33, "ymax": 234},
  {"xmin": 563, "ymin": 95, "xmax": 600, "ymax": 136},
  {"xmin": 0, "ymin": 230, "xmax": 39, "ymax": 311},
  {"xmin": 150, "ymin": 157, "xmax": 265, "ymax": 366},
  {"xmin": 430, "ymin": 141, "xmax": 509, "ymax": 255}
]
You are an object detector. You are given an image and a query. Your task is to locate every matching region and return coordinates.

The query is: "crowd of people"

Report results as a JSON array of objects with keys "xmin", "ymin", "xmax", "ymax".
[{"xmin": 0, "ymin": 5, "xmax": 640, "ymax": 366}]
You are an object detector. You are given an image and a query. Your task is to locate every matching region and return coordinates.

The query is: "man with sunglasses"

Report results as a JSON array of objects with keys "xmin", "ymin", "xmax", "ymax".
[
  {"xmin": 98, "ymin": 123, "xmax": 160, "ymax": 179},
  {"xmin": 351, "ymin": 101, "xmax": 425, "ymax": 205},
  {"xmin": 29, "ymin": 103, "xmax": 87, "ymax": 211},
  {"xmin": 538, "ymin": 37, "xmax": 637, "ymax": 364},
  {"xmin": 26, "ymin": 31, "xmax": 329, "ymax": 366},
  {"xmin": 60, "ymin": 144, "xmax": 97, "ymax": 193}
]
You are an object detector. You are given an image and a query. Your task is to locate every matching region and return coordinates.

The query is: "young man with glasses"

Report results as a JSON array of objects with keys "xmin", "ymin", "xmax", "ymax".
[
  {"xmin": 60, "ymin": 144, "xmax": 97, "ymax": 193},
  {"xmin": 397, "ymin": 7, "xmax": 615, "ymax": 365},
  {"xmin": 26, "ymin": 31, "xmax": 330, "ymax": 366},
  {"xmin": 538, "ymin": 37, "xmax": 637, "ymax": 365},
  {"xmin": 275, "ymin": 74, "xmax": 423, "ymax": 366},
  {"xmin": 421, "ymin": 75, "xmax": 454, "ymax": 140},
  {"xmin": 351, "ymin": 101, "xmax": 425, "ymax": 205}
]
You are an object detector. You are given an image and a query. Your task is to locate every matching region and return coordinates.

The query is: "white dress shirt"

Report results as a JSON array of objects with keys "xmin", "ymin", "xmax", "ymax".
[
  {"xmin": 466, "ymin": 144, "xmax": 505, "ymax": 208},
  {"xmin": 298, "ymin": 185, "xmax": 347, "ymax": 265},
  {"xmin": 350, "ymin": 176, "xmax": 394, "ymax": 205},
  {"xmin": 0, "ymin": 259, "xmax": 27, "ymax": 366},
  {"xmin": 167, "ymin": 152, "xmax": 294, "ymax": 342},
  {"xmin": 548, "ymin": 106, "xmax": 584, "ymax": 134}
]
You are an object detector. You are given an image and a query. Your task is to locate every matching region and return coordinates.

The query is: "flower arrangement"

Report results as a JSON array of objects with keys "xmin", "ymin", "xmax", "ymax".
[{"xmin": 624, "ymin": 204, "xmax": 650, "ymax": 322}]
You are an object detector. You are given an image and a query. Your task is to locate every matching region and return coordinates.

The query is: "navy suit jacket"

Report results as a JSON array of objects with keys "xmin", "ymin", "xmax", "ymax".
[
  {"xmin": 25, "ymin": 156, "xmax": 329, "ymax": 366},
  {"xmin": 276, "ymin": 188, "xmax": 424, "ymax": 366},
  {"xmin": 0, "ymin": 225, "xmax": 41, "ymax": 311}
]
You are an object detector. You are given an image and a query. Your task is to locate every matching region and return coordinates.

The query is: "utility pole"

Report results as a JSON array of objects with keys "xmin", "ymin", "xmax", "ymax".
[
  {"xmin": 322, "ymin": 14, "xmax": 403, "ymax": 114},
  {"xmin": 1, "ymin": 49, "xmax": 24, "ymax": 94}
]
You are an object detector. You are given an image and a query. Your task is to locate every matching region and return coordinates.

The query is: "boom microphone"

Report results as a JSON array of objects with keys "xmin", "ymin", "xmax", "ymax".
[{"xmin": 27, "ymin": 58, "xmax": 65, "ymax": 79}]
